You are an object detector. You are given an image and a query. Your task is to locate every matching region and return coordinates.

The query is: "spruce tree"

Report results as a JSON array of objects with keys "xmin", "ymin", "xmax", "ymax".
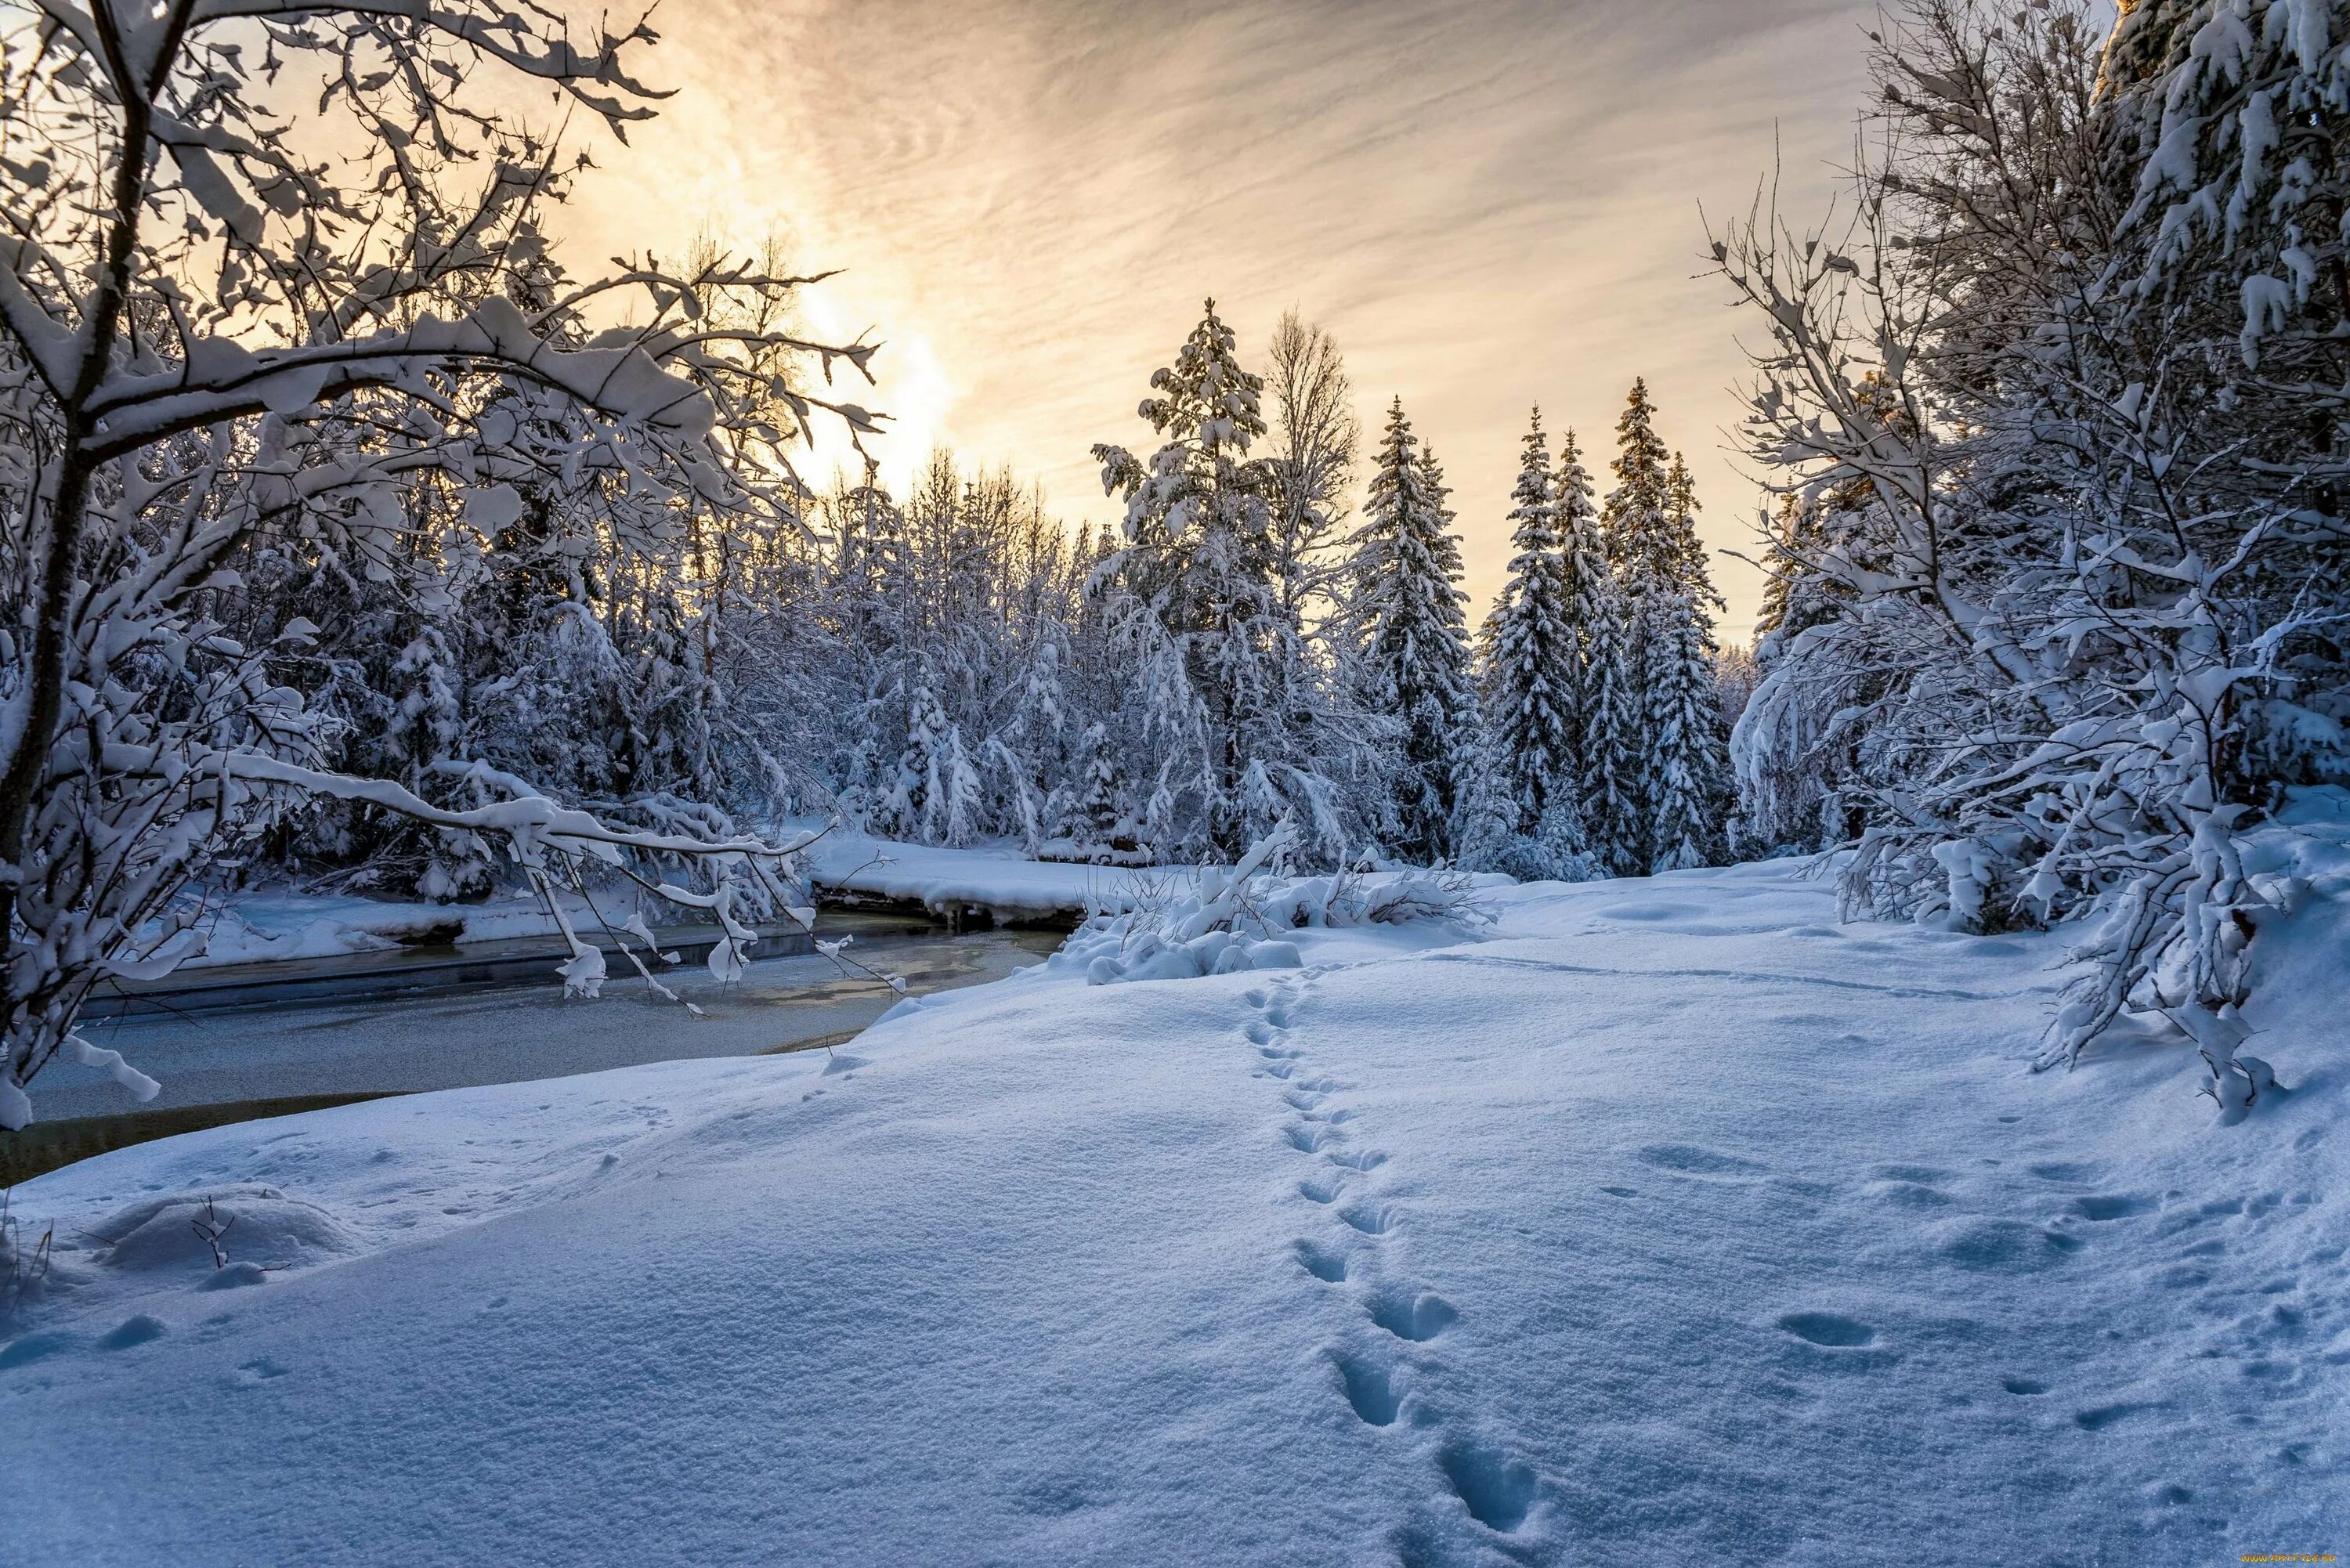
[
  {"xmin": 1091, "ymin": 301, "xmax": 1292, "ymax": 857},
  {"xmin": 1578, "ymin": 568, "xmax": 1642, "ymax": 876},
  {"xmin": 1600, "ymin": 382, "xmax": 1729, "ymax": 873},
  {"xmin": 1557, "ymin": 428, "xmax": 1640, "ymax": 875},
  {"xmin": 1603, "ymin": 379, "xmax": 1678, "ymax": 597},
  {"xmin": 1664, "ymin": 453, "xmax": 1720, "ymax": 623},
  {"xmin": 1481, "ymin": 409, "xmax": 1578, "ymax": 844},
  {"xmin": 1641, "ymin": 589, "xmax": 1733, "ymax": 871},
  {"xmin": 1350, "ymin": 399, "xmax": 1477, "ymax": 863}
]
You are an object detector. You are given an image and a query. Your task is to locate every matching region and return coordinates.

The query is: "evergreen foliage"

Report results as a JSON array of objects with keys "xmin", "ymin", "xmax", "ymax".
[
  {"xmin": 1350, "ymin": 403, "xmax": 1477, "ymax": 862},
  {"xmin": 1480, "ymin": 410, "xmax": 1577, "ymax": 844}
]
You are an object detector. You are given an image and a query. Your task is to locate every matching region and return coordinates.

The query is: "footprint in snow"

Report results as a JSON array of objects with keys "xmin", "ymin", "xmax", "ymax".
[
  {"xmin": 1438, "ymin": 1440, "xmax": 1538, "ymax": 1533},
  {"xmin": 1285, "ymin": 1123, "xmax": 1339, "ymax": 1154},
  {"xmin": 2075, "ymin": 1401, "xmax": 2164, "ymax": 1432},
  {"xmin": 1636, "ymin": 1144, "xmax": 1766, "ymax": 1180},
  {"xmin": 1331, "ymin": 1349, "xmax": 1405, "ymax": 1427},
  {"xmin": 1776, "ymin": 1311, "xmax": 1876, "ymax": 1348},
  {"xmin": 1326, "ymin": 1148, "xmax": 1387, "ymax": 1172},
  {"xmin": 1932, "ymin": 1217, "xmax": 2083, "ymax": 1273},
  {"xmin": 1338, "ymin": 1202, "xmax": 1397, "ymax": 1236},
  {"xmin": 1294, "ymin": 1240, "xmax": 1349, "ymax": 1284},
  {"xmin": 1298, "ymin": 1176, "xmax": 1342, "ymax": 1205},
  {"xmin": 1368, "ymin": 1286, "xmax": 1459, "ymax": 1342}
]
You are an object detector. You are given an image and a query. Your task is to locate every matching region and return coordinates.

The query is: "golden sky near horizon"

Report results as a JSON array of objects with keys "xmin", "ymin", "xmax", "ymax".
[{"xmin": 550, "ymin": 0, "xmax": 1879, "ymax": 635}]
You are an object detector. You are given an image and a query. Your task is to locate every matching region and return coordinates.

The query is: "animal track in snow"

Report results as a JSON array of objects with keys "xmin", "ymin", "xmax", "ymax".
[
  {"xmin": 1777, "ymin": 1311, "xmax": 1876, "ymax": 1348},
  {"xmin": 1932, "ymin": 1217, "xmax": 2083, "ymax": 1273},
  {"xmin": 1338, "ymin": 1203, "xmax": 1397, "ymax": 1236},
  {"xmin": 1368, "ymin": 1287, "xmax": 1459, "ymax": 1342},
  {"xmin": 1332, "ymin": 1350, "xmax": 1405, "ymax": 1427},
  {"xmin": 1438, "ymin": 1440, "xmax": 1536, "ymax": 1532},
  {"xmin": 1636, "ymin": 1143, "xmax": 1766, "ymax": 1179},
  {"xmin": 1326, "ymin": 1149, "xmax": 1388, "ymax": 1172},
  {"xmin": 2075, "ymin": 1401, "xmax": 2164, "ymax": 1432},
  {"xmin": 1298, "ymin": 1176, "xmax": 1341, "ymax": 1205},
  {"xmin": 1284, "ymin": 1123, "xmax": 1339, "ymax": 1154},
  {"xmin": 1294, "ymin": 1241, "xmax": 1348, "ymax": 1284}
]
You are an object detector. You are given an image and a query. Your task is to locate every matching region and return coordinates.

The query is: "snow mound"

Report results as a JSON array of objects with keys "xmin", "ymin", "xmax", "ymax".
[{"xmin": 89, "ymin": 1187, "xmax": 357, "ymax": 1274}]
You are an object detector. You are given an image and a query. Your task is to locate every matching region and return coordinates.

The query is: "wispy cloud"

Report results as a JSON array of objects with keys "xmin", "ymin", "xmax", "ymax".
[{"xmin": 555, "ymin": 0, "xmax": 1878, "ymax": 629}]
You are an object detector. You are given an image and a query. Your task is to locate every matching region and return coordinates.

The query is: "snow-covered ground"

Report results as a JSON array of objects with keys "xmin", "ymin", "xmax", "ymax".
[{"xmin": 7, "ymin": 850, "xmax": 2348, "ymax": 1566}]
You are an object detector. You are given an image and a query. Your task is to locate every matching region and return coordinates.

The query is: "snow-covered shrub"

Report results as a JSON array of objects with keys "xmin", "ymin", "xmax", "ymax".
[
  {"xmin": 1067, "ymin": 826, "xmax": 1490, "ymax": 985},
  {"xmin": 1716, "ymin": 0, "xmax": 2350, "ymax": 1112}
]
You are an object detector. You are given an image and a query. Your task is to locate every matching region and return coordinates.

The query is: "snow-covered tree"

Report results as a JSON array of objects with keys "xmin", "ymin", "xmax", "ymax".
[
  {"xmin": 0, "ymin": 0, "xmax": 874, "ymax": 1124},
  {"xmin": 1260, "ymin": 311, "xmax": 1359, "ymax": 630},
  {"xmin": 1556, "ymin": 428, "xmax": 1640, "ymax": 875},
  {"xmin": 1093, "ymin": 302, "xmax": 1374, "ymax": 861},
  {"xmin": 1602, "ymin": 380, "xmax": 1679, "ymax": 598},
  {"xmin": 1641, "ymin": 591, "xmax": 1732, "ymax": 871},
  {"xmin": 1347, "ymin": 403, "xmax": 1477, "ymax": 863},
  {"xmin": 1598, "ymin": 383, "xmax": 1728, "ymax": 873},
  {"xmin": 1480, "ymin": 411, "xmax": 1574, "ymax": 840},
  {"xmin": 1715, "ymin": 0, "xmax": 2350, "ymax": 1112}
]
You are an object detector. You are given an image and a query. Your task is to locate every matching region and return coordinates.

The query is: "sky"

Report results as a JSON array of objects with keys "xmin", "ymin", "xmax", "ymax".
[{"xmin": 551, "ymin": 0, "xmax": 1881, "ymax": 635}]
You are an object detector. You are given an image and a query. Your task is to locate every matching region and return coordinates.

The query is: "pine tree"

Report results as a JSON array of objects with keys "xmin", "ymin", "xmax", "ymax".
[
  {"xmin": 1641, "ymin": 589, "xmax": 1732, "ymax": 871},
  {"xmin": 1599, "ymin": 382, "xmax": 1728, "ymax": 873},
  {"xmin": 1603, "ymin": 379, "xmax": 1677, "ymax": 598},
  {"xmin": 1557, "ymin": 428, "xmax": 1640, "ymax": 874},
  {"xmin": 1577, "ymin": 562, "xmax": 1642, "ymax": 877},
  {"xmin": 1093, "ymin": 301, "xmax": 1358, "ymax": 859},
  {"xmin": 1664, "ymin": 453, "xmax": 1719, "ymax": 626},
  {"xmin": 1091, "ymin": 302, "xmax": 1278, "ymax": 854},
  {"xmin": 1349, "ymin": 401, "xmax": 1477, "ymax": 863},
  {"xmin": 1481, "ymin": 409, "xmax": 1578, "ymax": 845}
]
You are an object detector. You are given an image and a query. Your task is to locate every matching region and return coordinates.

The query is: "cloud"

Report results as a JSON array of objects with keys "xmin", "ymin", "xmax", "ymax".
[{"xmin": 555, "ymin": 0, "xmax": 1877, "ymax": 629}]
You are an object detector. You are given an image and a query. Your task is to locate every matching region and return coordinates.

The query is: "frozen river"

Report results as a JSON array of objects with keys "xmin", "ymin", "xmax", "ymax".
[{"xmin": 36, "ymin": 923, "xmax": 1064, "ymax": 1125}]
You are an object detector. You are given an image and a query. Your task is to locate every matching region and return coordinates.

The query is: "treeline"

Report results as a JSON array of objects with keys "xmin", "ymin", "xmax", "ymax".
[{"xmin": 249, "ymin": 300, "xmax": 1742, "ymax": 891}]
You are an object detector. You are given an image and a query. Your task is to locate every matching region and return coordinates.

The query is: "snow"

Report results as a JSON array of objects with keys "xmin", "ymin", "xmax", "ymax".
[
  {"xmin": 7, "ymin": 848, "xmax": 2349, "ymax": 1565},
  {"xmin": 801, "ymin": 827, "xmax": 1192, "ymax": 919},
  {"xmin": 141, "ymin": 831, "xmax": 1166, "ymax": 977},
  {"xmin": 162, "ymin": 891, "xmax": 583, "ymax": 970}
]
